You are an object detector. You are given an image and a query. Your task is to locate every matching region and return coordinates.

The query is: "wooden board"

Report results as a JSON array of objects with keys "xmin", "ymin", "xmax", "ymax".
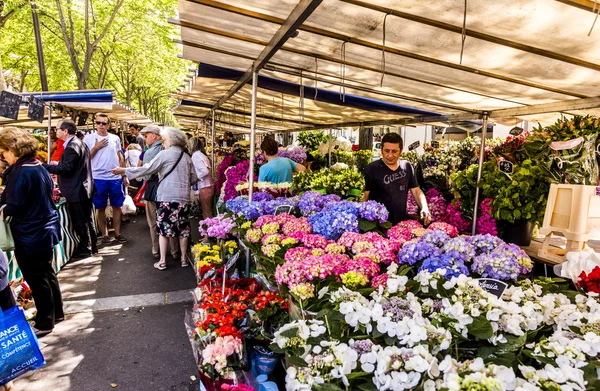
[{"xmin": 521, "ymin": 235, "xmax": 600, "ymax": 265}]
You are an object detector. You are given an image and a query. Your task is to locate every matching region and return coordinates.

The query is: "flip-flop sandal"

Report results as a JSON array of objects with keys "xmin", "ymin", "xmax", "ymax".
[
  {"xmin": 181, "ymin": 261, "xmax": 190, "ymax": 268},
  {"xmin": 153, "ymin": 261, "xmax": 167, "ymax": 271}
]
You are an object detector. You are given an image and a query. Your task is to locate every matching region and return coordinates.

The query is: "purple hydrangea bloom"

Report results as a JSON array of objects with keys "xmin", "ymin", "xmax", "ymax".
[
  {"xmin": 442, "ymin": 237, "xmax": 476, "ymax": 263},
  {"xmin": 467, "ymin": 234, "xmax": 504, "ymax": 255},
  {"xmin": 419, "ymin": 230, "xmax": 450, "ymax": 248},
  {"xmin": 278, "ymin": 146, "xmax": 307, "ymax": 164},
  {"xmin": 252, "ymin": 192, "xmax": 275, "ymax": 202},
  {"xmin": 398, "ymin": 241, "xmax": 441, "ymax": 265},
  {"xmin": 351, "ymin": 340, "xmax": 375, "ymax": 356},
  {"xmin": 381, "ymin": 297, "xmax": 415, "ymax": 321},
  {"xmin": 358, "ymin": 200, "xmax": 389, "ymax": 223},
  {"xmin": 471, "ymin": 252, "xmax": 520, "ymax": 281},
  {"xmin": 264, "ymin": 197, "xmax": 299, "ymax": 215},
  {"xmin": 299, "ymin": 191, "xmax": 326, "ymax": 216}
]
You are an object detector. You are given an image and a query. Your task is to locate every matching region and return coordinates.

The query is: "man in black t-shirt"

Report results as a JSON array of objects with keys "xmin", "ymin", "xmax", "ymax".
[{"xmin": 362, "ymin": 133, "xmax": 431, "ymax": 225}]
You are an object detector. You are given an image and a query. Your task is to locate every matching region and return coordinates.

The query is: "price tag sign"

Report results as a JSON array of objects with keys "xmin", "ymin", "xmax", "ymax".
[
  {"xmin": 509, "ymin": 126, "xmax": 524, "ymax": 136},
  {"xmin": 477, "ymin": 278, "xmax": 509, "ymax": 298},
  {"xmin": 498, "ymin": 160, "xmax": 514, "ymax": 174},
  {"xmin": 27, "ymin": 96, "xmax": 45, "ymax": 123},
  {"xmin": 0, "ymin": 91, "xmax": 22, "ymax": 120},
  {"xmin": 431, "ymin": 141, "xmax": 440, "ymax": 149},
  {"xmin": 408, "ymin": 141, "xmax": 420, "ymax": 151},
  {"xmin": 275, "ymin": 204, "xmax": 293, "ymax": 215}
]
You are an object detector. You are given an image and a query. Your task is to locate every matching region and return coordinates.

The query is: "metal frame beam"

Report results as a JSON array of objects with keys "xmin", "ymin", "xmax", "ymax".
[
  {"xmin": 340, "ymin": 0, "xmax": 600, "ymax": 73},
  {"xmin": 204, "ymin": 0, "xmax": 323, "ymax": 115},
  {"xmin": 555, "ymin": 0, "xmax": 600, "ymax": 13},
  {"xmin": 176, "ymin": 94, "xmax": 320, "ymax": 126},
  {"xmin": 187, "ymin": 0, "xmax": 600, "ymax": 74},
  {"xmin": 176, "ymin": 3, "xmax": 587, "ymax": 98},
  {"xmin": 172, "ymin": 38, "xmax": 476, "ymax": 113},
  {"xmin": 489, "ymin": 96, "xmax": 600, "ymax": 118},
  {"xmin": 175, "ymin": 31, "xmax": 532, "ymax": 106}
]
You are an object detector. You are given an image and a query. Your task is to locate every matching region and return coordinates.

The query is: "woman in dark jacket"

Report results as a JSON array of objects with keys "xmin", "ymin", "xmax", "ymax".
[{"xmin": 0, "ymin": 127, "xmax": 63, "ymax": 337}]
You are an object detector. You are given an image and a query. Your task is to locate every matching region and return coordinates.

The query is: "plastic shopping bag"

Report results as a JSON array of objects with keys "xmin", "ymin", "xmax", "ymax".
[
  {"xmin": 122, "ymin": 195, "xmax": 136, "ymax": 215},
  {"xmin": 0, "ymin": 306, "xmax": 45, "ymax": 385}
]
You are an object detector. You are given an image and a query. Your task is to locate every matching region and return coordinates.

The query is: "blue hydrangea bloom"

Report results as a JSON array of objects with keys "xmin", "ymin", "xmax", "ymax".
[{"xmin": 309, "ymin": 210, "xmax": 359, "ymax": 240}]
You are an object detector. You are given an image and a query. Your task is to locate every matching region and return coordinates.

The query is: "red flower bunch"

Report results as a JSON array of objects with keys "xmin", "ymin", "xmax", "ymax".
[
  {"xmin": 252, "ymin": 290, "xmax": 288, "ymax": 311},
  {"xmin": 195, "ymin": 278, "xmax": 263, "ymax": 338},
  {"xmin": 577, "ymin": 266, "xmax": 600, "ymax": 294}
]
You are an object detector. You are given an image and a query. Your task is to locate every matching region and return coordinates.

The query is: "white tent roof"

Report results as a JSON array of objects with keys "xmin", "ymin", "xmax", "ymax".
[{"xmin": 172, "ymin": 0, "xmax": 600, "ymax": 132}]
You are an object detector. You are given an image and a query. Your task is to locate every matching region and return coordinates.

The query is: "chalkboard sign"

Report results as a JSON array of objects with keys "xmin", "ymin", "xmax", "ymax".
[
  {"xmin": 498, "ymin": 160, "xmax": 514, "ymax": 174},
  {"xmin": 408, "ymin": 141, "xmax": 420, "ymax": 151},
  {"xmin": 0, "ymin": 91, "xmax": 22, "ymax": 120},
  {"xmin": 431, "ymin": 141, "xmax": 440, "ymax": 149},
  {"xmin": 477, "ymin": 278, "xmax": 509, "ymax": 298},
  {"xmin": 509, "ymin": 126, "xmax": 524, "ymax": 136},
  {"xmin": 275, "ymin": 204, "xmax": 293, "ymax": 215},
  {"xmin": 27, "ymin": 96, "xmax": 45, "ymax": 123}
]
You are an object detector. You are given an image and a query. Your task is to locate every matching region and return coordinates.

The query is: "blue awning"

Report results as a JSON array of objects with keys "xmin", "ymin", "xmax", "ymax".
[
  {"xmin": 197, "ymin": 63, "xmax": 439, "ymax": 117},
  {"xmin": 21, "ymin": 90, "xmax": 114, "ymax": 103}
]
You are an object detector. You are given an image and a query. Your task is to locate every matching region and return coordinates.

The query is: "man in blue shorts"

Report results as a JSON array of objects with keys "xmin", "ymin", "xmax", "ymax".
[{"xmin": 83, "ymin": 113, "xmax": 128, "ymax": 244}]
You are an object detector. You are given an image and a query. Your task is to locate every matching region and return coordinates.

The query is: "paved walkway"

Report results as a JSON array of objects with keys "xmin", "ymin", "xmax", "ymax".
[{"xmin": 11, "ymin": 211, "xmax": 200, "ymax": 391}]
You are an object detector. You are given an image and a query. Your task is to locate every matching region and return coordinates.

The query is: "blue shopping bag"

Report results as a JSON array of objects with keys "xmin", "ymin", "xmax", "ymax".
[{"xmin": 0, "ymin": 306, "xmax": 45, "ymax": 385}]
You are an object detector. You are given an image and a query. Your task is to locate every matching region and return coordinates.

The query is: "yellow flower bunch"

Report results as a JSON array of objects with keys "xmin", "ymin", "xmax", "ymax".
[{"xmin": 192, "ymin": 241, "xmax": 239, "ymax": 269}]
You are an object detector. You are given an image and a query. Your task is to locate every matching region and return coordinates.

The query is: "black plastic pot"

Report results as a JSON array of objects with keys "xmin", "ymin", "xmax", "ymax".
[{"xmin": 501, "ymin": 219, "xmax": 534, "ymax": 246}]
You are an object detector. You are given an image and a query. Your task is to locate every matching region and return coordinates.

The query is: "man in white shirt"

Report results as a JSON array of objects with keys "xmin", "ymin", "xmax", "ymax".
[{"xmin": 83, "ymin": 113, "xmax": 128, "ymax": 244}]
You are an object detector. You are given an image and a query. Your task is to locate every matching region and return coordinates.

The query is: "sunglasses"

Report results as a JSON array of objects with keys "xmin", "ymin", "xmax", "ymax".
[{"xmin": 95, "ymin": 121, "xmax": 108, "ymax": 126}]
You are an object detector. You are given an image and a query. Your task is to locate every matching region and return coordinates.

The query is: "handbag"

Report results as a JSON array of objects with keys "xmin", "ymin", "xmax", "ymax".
[
  {"xmin": 143, "ymin": 174, "xmax": 160, "ymax": 202},
  {"xmin": 143, "ymin": 151, "xmax": 185, "ymax": 202},
  {"xmin": 0, "ymin": 306, "xmax": 46, "ymax": 385},
  {"xmin": 0, "ymin": 205, "xmax": 14, "ymax": 252}
]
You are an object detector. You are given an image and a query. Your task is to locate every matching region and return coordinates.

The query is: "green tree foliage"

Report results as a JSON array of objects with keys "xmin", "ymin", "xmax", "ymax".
[{"xmin": 0, "ymin": 0, "xmax": 192, "ymax": 124}]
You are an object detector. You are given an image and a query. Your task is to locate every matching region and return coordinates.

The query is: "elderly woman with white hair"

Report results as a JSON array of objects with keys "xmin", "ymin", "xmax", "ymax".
[{"xmin": 111, "ymin": 127, "xmax": 197, "ymax": 270}]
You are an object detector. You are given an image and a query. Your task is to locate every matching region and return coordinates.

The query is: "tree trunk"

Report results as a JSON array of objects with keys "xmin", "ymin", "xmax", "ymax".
[{"xmin": 0, "ymin": 56, "xmax": 6, "ymax": 90}]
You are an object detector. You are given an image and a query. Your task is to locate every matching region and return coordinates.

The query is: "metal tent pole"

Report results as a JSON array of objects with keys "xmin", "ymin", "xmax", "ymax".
[
  {"xmin": 248, "ymin": 70, "xmax": 258, "ymax": 203},
  {"xmin": 328, "ymin": 128, "xmax": 332, "ymax": 167},
  {"xmin": 246, "ymin": 70, "xmax": 258, "ymax": 277},
  {"xmin": 471, "ymin": 113, "xmax": 489, "ymax": 235},
  {"xmin": 46, "ymin": 104, "xmax": 52, "ymax": 163},
  {"xmin": 211, "ymin": 110, "xmax": 216, "ymax": 177}
]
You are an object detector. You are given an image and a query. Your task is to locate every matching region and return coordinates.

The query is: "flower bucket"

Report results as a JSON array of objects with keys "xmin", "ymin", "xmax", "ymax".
[
  {"xmin": 251, "ymin": 345, "xmax": 280, "ymax": 376},
  {"xmin": 501, "ymin": 219, "xmax": 535, "ymax": 246}
]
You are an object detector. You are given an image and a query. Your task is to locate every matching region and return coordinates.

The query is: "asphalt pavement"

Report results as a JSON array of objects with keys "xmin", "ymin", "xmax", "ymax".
[{"xmin": 11, "ymin": 211, "xmax": 200, "ymax": 391}]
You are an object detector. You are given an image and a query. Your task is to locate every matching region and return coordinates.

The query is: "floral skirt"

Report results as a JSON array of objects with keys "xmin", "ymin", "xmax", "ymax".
[{"xmin": 156, "ymin": 202, "xmax": 191, "ymax": 238}]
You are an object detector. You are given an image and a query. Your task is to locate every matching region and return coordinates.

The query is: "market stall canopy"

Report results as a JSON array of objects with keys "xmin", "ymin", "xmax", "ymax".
[
  {"xmin": 172, "ymin": 0, "xmax": 600, "ymax": 131},
  {"xmin": 0, "ymin": 90, "xmax": 153, "ymax": 127}
]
